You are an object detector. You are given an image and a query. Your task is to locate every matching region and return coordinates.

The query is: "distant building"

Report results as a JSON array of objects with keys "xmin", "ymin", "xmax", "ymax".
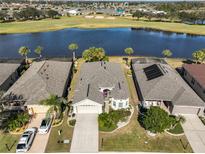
[
  {"xmin": 68, "ymin": 9, "xmax": 80, "ymax": 16},
  {"xmin": 3, "ymin": 60, "xmax": 73, "ymax": 114},
  {"xmin": 0, "ymin": 63, "xmax": 20, "ymax": 92},
  {"xmin": 132, "ymin": 58, "xmax": 204, "ymax": 116},
  {"xmin": 72, "ymin": 62, "xmax": 129, "ymax": 114},
  {"xmin": 182, "ymin": 64, "xmax": 205, "ymax": 102}
]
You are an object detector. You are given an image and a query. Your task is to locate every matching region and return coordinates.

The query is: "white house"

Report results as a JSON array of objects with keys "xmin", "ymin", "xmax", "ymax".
[{"xmin": 72, "ymin": 62, "xmax": 129, "ymax": 114}]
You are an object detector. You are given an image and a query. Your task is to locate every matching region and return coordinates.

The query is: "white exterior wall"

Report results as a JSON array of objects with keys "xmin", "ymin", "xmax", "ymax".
[
  {"xmin": 110, "ymin": 98, "xmax": 129, "ymax": 110},
  {"xmin": 142, "ymin": 100, "xmax": 162, "ymax": 109},
  {"xmin": 27, "ymin": 105, "xmax": 50, "ymax": 114},
  {"xmin": 72, "ymin": 99, "xmax": 103, "ymax": 114}
]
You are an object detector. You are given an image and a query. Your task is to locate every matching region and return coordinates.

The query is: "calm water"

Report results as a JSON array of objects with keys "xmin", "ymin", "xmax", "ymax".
[{"xmin": 0, "ymin": 28, "xmax": 205, "ymax": 59}]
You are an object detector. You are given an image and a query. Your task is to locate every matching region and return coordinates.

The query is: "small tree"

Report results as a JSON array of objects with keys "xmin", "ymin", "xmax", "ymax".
[
  {"xmin": 68, "ymin": 43, "xmax": 78, "ymax": 61},
  {"xmin": 18, "ymin": 46, "xmax": 30, "ymax": 64},
  {"xmin": 139, "ymin": 106, "xmax": 175, "ymax": 133},
  {"xmin": 124, "ymin": 47, "xmax": 134, "ymax": 65},
  {"xmin": 162, "ymin": 49, "xmax": 172, "ymax": 58},
  {"xmin": 192, "ymin": 49, "xmax": 205, "ymax": 63},
  {"xmin": 82, "ymin": 47, "xmax": 108, "ymax": 62},
  {"xmin": 35, "ymin": 46, "xmax": 43, "ymax": 59}
]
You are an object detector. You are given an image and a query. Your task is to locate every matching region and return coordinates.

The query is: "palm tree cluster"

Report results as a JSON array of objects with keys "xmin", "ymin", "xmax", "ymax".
[{"xmin": 18, "ymin": 45, "xmax": 43, "ymax": 63}]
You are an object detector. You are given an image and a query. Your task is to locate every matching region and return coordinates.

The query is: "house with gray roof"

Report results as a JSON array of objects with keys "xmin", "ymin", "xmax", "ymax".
[
  {"xmin": 132, "ymin": 58, "xmax": 204, "ymax": 116},
  {"xmin": 3, "ymin": 60, "xmax": 72, "ymax": 114},
  {"xmin": 0, "ymin": 63, "xmax": 20, "ymax": 93},
  {"xmin": 72, "ymin": 61, "xmax": 129, "ymax": 114}
]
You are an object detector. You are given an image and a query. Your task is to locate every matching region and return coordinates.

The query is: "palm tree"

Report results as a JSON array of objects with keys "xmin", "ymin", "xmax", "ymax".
[
  {"xmin": 18, "ymin": 46, "xmax": 30, "ymax": 64},
  {"xmin": 35, "ymin": 46, "xmax": 43, "ymax": 59},
  {"xmin": 40, "ymin": 95, "xmax": 67, "ymax": 119},
  {"xmin": 124, "ymin": 47, "xmax": 134, "ymax": 65},
  {"xmin": 162, "ymin": 49, "xmax": 172, "ymax": 59},
  {"xmin": 68, "ymin": 43, "xmax": 78, "ymax": 61}
]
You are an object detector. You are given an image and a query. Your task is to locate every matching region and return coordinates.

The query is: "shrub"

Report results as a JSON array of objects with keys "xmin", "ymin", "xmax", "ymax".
[
  {"xmin": 168, "ymin": 123, "xmax": 184, "ymax": 134},
  {"xmin": 6, "ymin": 112, "xmax": 30, "ymax": 131},
  {"xmin": 98, "ymin": 109, "xmax": 131, "ymax": 132},
  {"xmin": 139, "ymin": 106, "xmax": 176, "ymax": 133}
]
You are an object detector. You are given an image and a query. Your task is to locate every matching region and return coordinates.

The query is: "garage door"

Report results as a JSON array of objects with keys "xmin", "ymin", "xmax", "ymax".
[
  {"xmin": 77, "ymin": 105, "xmax": 101, "ymax": 114},
  {"xmin": 172, "ymin": 106, "xmax": 202, "ymax": 115}
]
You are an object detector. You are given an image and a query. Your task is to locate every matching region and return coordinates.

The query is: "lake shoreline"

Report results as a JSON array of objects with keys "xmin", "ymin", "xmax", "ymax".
[{"xmin": 0, "ymin": 17, "xmax": 205, "ymax": 36}]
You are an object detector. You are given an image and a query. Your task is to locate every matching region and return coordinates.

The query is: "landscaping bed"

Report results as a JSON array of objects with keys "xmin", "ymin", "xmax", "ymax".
[
  {"xmin": 99, "ymin": 109, "xmax": 131, "ymax": 132},
  {"xmin": 167, "ymin": 123, "xmax": 184, "ymax": 135}
]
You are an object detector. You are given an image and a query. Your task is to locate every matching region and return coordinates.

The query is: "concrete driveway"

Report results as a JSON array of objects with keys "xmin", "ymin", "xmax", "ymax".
[
  {"xmin": 70, "ymin": 114, "xmax": 98, "ymax": 153},
  {"xmin": 182, "ymin": 114, "xmax": 205, "ymax": 153},
  {"xmin": 27, "ymin": 113, "xmax": 51, "ymax": 153}
]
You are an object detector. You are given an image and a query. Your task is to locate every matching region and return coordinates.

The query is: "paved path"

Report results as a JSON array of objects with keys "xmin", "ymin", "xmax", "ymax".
[
  {"xmin": 27, "ymin": 114, "xmax": 51, "ymax": 153},
  {"xmin": 70, "ymin": 114, "xmax": 98, "ymax": 153},
  {"xmin": 182, "ymin": 114, "xmax": 205, "ymax": 153}
]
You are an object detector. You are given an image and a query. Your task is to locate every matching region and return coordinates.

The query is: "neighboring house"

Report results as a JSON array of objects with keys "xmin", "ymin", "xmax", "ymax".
[
  {"xmin": 72, "ymin": 61, "xmax": 129, "ymax": 114},
  {"xmin": 182, "ymin": 64, "xmax": 205, "ymax": 102},
  {"xmin": 132, "ymin": 58, "xmax": 204, "ymax": 116},
  {"xmin": 68, "ymin": 9, "xmax": 80, "ymax": 16},
  {"xmin": 3, "ymin": 60, "xmax": 73, "ymax": 114},
  {"xmin": 0, "ymin": 63, "xmax": 20, "ymax": 92}
]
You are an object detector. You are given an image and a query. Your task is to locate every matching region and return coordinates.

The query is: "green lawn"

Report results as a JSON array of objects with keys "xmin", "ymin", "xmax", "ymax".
[
  {"xmin": 100, "ymin": 116, "xmax": 192, "ymax": 152},
  {"xmin": 100, "ymin": 57, "xmax": 192, "ymax": 152},
  {"xmin": 0, "ymin": 132, "xmax": 20, "ymax": 153},
  {"xmin": 1, "ymin": 16, "xmax": 205, "ymax": 35},
  {"xmin": 45, "ymin": 115, "xmax": 74, "ymax": 152}
]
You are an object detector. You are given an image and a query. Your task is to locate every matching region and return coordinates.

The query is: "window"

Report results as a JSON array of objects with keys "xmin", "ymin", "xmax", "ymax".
[
  {"xmin": 119, "ymin": 102, "xmax": 123, "ymax": 108},
  {"xmin": 113, "ymin": 101, "xmax": 116, "ymax": 107}
]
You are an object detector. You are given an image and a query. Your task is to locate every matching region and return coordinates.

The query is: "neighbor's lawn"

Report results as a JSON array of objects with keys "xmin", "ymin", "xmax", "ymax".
[
  {"xmin": 99, "ymin": 112, "xmax": 192, "ymax": 152},
  {"xmin": 0, "ymin": 132, "xmax": 20, "ymax": 153},
  {"xmin": 1, "ymin": 16, "xmax": 205, "ymax": 35},
  {"xmin": 45, "ymin": 116, "xmax": 74, "ymax": 152},
  {"xmin": 100, "ymin": 57, "xmax": 191, "ymax": 152}
]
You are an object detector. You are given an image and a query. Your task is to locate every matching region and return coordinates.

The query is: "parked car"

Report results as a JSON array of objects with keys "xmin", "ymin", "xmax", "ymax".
[
  {"xmin": 16, "ymin": 127, "xmax": 37, "ymax": 153},
  {"xmin": 38, "ymin": 117, "xmax": 53, "ymax": 134}
]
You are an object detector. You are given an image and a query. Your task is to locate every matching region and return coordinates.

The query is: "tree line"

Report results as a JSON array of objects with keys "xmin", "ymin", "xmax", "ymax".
[
  {"xmin": 0, "ymin": 7, "xmax": 61, "ymax": 22},
  {"xmin": 18, "ymin": 43, "xmax": 205, "ymax": 64}
]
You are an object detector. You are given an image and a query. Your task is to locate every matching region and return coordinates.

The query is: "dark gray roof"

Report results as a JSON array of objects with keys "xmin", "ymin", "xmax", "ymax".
[
  {"xmin": 4, "ymin": 60, "xmax": 72, "ymax": 105},
  {"xmin": 0, "ymin": 63, "xmax": 20, "ymax": 86},
  {"xmin": 73, "ymin": 62, "xmax": 129, "ymax": 104},
  {"xmin": 132, "ymin": 58, "xmax": 204, "ymax": 107}
]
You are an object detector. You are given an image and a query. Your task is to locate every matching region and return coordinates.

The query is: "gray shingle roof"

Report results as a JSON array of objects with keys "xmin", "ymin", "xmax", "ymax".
[
  {"xmin": 132, "ymin": 58, "xmax": 204, "ymax": 107},
  {"xmin": 0, "ymin": 63, "xmax": 20, "ymax": 86},
  {"xmin": 73, "ymin": 62, "xmax": 129, "ymax": 104},
  {"xmin": 4, "ymin": 60, "xmax": 72, "ymax": 105}
]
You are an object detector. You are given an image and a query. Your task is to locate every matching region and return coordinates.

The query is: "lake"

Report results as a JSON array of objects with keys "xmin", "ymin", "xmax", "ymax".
[{"xmin": 0, "ymin": 28, "xmax": 205, "ymax": 59}]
